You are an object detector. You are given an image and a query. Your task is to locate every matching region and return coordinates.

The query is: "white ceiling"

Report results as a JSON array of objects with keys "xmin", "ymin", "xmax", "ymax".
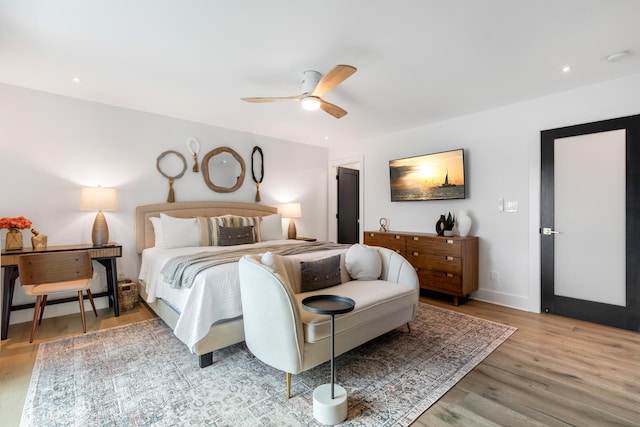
[{"xmin": 2, "ymin": 0, "xmax": 640, "ymax": 147}]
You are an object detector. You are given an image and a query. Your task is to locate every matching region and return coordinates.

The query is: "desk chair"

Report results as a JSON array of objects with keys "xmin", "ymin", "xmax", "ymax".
[{"xmin": 17, "ymin": 251, "xmax": 98, "ymax": 343}]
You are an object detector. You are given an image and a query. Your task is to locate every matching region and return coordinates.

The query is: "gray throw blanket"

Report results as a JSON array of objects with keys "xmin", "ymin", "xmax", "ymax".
[{"xmin": 161, "ymin": 241, "xmax": 351, "ymax": 289}]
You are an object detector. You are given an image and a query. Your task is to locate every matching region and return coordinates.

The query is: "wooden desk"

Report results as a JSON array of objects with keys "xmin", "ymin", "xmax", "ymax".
[{"xmin": 1, "ymin": 244, "xmax": 122, "ymax": 340}]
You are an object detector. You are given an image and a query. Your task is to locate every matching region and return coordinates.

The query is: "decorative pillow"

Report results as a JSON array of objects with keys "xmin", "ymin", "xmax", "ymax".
[
  {"xmin": 218, "ymin": 225, "xmax": 255, "ymax": 246},
  {"xmin": 158, "ymin": 213, "xmax": 201, "ymax": 249},
  {"xmin": 149, "ymin": 216, "xmax": 163, "ymax": 247},
  {"xmin": 227, "ymin": 215, "xmax": 262, "ymax": 242},
  {"xmin": 261, "ymin": 252, "xmax": 290, "ymax": 283},
  {"xmin": 345, "ymin": 244, "xmax": 382, "ymax": 280},
  {"xmin": 300, "ymin": 254, "xmax": 342, "ymax": 292},
  {"xmin": 259, "ymin": 214, "xmax": 283, "ymax": 241}
]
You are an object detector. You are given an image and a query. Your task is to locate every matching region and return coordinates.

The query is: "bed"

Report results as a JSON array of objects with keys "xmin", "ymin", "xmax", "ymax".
[{"xmin": 135, "ymin": 201, "xmax": 346, "ymax": 368}]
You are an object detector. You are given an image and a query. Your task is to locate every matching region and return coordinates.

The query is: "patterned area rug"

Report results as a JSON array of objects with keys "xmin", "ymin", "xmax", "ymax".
[{"xmin": 21, "ymin": 304, "xmax": 516, "ymax": 426}]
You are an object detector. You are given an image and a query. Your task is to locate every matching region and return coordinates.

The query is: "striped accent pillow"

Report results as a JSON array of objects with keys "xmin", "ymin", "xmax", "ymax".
[{"xmin": 202, "ymin": 215, "xmax": 262, "ymax": 246}]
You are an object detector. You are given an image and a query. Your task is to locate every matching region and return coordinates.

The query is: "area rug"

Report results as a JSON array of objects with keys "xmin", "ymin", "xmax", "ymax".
[{"xmin": 21, "ymin": 304, "xmax": 516, "ymax": 426}]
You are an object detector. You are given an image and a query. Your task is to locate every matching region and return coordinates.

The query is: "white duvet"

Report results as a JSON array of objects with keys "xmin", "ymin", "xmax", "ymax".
[{"xmin": 138, "ymin": 239, "xmax": 303, "ymax": 352}]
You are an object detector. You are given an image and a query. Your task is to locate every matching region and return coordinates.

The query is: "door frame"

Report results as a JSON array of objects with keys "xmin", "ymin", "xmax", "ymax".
[
  {"xmin": 328, "ymin": 155, "xmax": 363, "ymax": 243},
  {"xmin": 540, "ymin": 114, "xmax": 640, "ymax": 331}
]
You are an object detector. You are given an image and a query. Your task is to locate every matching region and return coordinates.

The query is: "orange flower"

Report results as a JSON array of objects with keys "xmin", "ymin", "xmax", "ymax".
[{"xmin": 0, "ymin": 216, "xmax": 33, "ymax": 230}]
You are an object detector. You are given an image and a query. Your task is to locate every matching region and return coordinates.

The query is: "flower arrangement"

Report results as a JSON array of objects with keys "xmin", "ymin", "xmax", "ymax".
[{"xmin": 0, "ymin": 216, "xmax": 33, "ymax": 231}]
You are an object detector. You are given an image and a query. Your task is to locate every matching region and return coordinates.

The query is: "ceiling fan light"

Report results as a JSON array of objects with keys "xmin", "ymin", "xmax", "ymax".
[{"xmin": 301, "ymin": 96, "xmax": 321, "ymax": 111}]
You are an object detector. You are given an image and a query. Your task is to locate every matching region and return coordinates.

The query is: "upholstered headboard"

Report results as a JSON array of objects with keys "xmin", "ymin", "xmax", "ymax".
[{"xmin": 135, "ymin": 201, "xmax": 278, "ymax": 254}]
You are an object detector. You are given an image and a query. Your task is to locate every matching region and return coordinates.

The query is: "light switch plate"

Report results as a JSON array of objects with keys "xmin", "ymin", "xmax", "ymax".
[
  {"xmin": 498, "ymin": 198, "xmax": 504, "ymax": 212},
  {"xmin": 505, "ymin": 200, "xmax": 518, "ymax": 212}
]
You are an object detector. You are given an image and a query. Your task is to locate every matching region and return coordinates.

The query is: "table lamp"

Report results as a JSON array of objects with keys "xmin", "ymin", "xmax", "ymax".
[
  {"xmin": 80, "ymin": 186, "xmax": 118, "ymax": 246},
  {"xmin": 279, "ymin": 202, "xmax": 302, "ymax": 239}
]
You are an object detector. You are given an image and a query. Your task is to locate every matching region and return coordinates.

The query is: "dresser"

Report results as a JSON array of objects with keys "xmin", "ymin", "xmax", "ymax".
[{"xmin": 364, "ymin": 231, "xmax": 478, "ymax": 305}]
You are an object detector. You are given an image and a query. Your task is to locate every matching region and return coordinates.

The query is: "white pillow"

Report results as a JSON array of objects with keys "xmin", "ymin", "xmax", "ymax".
[
  {"xmin": 158, "ymin": 213, "xmax": 201, "ymax": 249},
  {"xmin": 345, "ymin": 244, "xmax": 382, "ymax": 280},
  {"xmin": 149, "ymin": 216, "xmax": 163, "ymax": 247},
  {"xmin": 260, "ymin": 213, "xmax": 283, "ymax": 241}
]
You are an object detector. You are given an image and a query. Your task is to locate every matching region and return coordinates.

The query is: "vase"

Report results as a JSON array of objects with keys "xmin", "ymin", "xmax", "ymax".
[
  {"xmin": 5, "ymin": 229, "xmax": 23, "ymax": 250},
  {"xmin": 435, "ymin": 215, "xmax": 445, "ymax": 236},
  {"xmin": 457, "ymin": 209, "xmax": 472, "ymax": 237}
]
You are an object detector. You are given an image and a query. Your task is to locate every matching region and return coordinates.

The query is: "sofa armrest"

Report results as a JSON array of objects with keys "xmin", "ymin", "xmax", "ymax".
[
  {"xmin": 377, "ymin": 247, "xmax": 419, "ymax": 289},
  {"xmin": 238, "ymin": 255, "xmax": 306, "ymax": 374}
]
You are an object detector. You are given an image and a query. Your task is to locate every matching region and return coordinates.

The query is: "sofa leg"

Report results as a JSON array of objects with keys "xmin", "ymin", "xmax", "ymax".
[
  {"xmin": 286, "ymin": 372, "xmax": 291, "ymax": 398},
  {"xmin": 406, "ymin": 322, "xmax": 411, "ymax": 334}
]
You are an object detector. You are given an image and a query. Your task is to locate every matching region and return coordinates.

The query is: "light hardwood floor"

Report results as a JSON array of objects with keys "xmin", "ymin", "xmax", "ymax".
[{"xmin": 1, "ymin": 296, "xmax": 638, "ymax": 426}]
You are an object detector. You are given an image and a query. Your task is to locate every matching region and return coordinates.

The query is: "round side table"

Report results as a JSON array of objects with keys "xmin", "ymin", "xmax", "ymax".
[{"xmin": 302, "ymin": 294, "xmax": 355, "ymax": 425}]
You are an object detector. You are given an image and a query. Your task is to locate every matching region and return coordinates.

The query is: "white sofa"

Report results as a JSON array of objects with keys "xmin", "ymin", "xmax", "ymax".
[{"xmin": 238, "ymin": 245, "xmax": 420, "ymax": 397}]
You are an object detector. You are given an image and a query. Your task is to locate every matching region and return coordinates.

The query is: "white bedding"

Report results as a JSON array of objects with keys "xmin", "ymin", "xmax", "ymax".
[{"xmin": 138, "ymin": 239, "xmax": 304, "ymax": 351}]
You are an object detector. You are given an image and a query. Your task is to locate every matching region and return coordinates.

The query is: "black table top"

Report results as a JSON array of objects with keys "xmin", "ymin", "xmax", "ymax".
[{"xmin": 302, "ymin": 295, "xmax": 355, "ymax": 315}]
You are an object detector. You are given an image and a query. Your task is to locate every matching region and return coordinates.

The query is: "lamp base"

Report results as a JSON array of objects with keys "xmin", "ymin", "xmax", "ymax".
[
  {"xmin": 92, "ymin": 211, "xmax": 109, "ymax": 246},
  {"xmin": 287, "ymin": 219, "xmax": 297, "ymax": 240}
]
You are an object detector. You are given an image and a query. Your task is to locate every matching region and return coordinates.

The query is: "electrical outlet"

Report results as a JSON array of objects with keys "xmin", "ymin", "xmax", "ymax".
[
  {"xmin": 505, "ymin": 200, "xmax": 518, "ymax": 213},
  {"xmin": 490, "ymin": 271, "xmax": 500, "ymax": 284}
]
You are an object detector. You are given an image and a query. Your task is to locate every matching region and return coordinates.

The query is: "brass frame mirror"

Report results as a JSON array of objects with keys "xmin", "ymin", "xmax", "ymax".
[{"xmin": 201, "ymin": 146, "xmax": 246, "ymax": 193}]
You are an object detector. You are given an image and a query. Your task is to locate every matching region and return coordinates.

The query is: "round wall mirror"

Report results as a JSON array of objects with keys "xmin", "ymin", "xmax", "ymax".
[{"xmin": 201, "ymin": 146, "xmax": 246, "ymax": 193}]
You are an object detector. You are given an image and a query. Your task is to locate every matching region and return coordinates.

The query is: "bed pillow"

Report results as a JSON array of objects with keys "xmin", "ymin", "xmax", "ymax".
[
  {"xmin": 227, "ymin": 215, "xmax": 262, "ymax": 243},
  {"xmin": 300, "ymin": 254, "xmax": 342, "ymax": 292},
  {"xmin": 158, "ymin": 213, "xmax": 201, "ymax": 249},
  {"xmin": 149, "ymin": 216, "xmax": 163, "ymax": 247},
  {"xmin": 217, "ymin": 225, "xmax": 255, "ymax": 246},
  {"xmin": 345, "ymin": 244, "xmax": 382, "ymax": 280},
  {"xmin": 259, "ymin": 213, "xmax": 283, "ymax": 241}
]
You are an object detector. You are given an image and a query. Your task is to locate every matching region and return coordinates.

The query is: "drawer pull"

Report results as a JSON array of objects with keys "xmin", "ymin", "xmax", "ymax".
[
  {"xmin": 446, "ymin": 273, "xmax": 454, "ymax": 278},
  {"xmin": 395, "ymin": 235, "xmax": 401, "ymax": 239},
  {"xmin": 446, "ymin": 239, "xmax": 454, "ymax": 244},
  {"xmin": 369, "ymin": 233, "xmax": 374, "ymax": 237},
  {"xmin": 413, "ymin": 251, "xmax": 419, "ymax": 256},
  {"xmin": 446, "ymin": 256, "xmax": 454, "ymax": 261},
  {"xmin": 413, "ymin": 236, "xmax": 419, "ymax": 241},
  {"xmin": 395, "ymin": 249, "xmax": 401, "ymax": 254}
]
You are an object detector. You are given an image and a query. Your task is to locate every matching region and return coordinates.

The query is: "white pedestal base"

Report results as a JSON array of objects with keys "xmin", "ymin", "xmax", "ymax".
[{"xmin": 313, "ymin": 383, "xmax": 348, "ymax": 425}]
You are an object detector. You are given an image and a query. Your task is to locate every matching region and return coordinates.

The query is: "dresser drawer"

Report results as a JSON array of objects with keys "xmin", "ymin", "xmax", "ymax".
[
  {"xmin": 406, "ymin": 251, "xmax": 462, "ymax": 274},
  {"xmin": 406, "ymin": 235, "xmax": 461, "ymax": 257},
  {"xmin": 364, "ymin": 232, "xmax": 405, "ymax": 253},
  {"xmin": 417, "ymin": 268, "xmax": 462, "ymax": 292}
]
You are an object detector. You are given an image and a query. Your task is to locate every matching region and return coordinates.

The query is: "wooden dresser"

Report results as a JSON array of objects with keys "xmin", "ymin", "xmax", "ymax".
[{"xmin": 364, "ymin": 231, "xmax": 478, "ymax": 305}]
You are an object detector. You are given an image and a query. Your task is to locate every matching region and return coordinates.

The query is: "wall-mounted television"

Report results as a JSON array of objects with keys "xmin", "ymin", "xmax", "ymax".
[{"xmin": 389, "ymin": 148, "xmax": 465, "ymax": 201}]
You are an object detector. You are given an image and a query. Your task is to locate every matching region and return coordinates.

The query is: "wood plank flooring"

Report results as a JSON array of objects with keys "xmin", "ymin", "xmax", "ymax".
[{"xmin": 1, "ymin": 296, "xmax": 638, "ymax": 426}]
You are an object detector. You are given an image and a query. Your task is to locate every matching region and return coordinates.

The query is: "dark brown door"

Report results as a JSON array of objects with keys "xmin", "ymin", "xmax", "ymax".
[
  {"xmin": 337, "ymin": 167, "xmax": 359, "ymax": 244},
  {"xmin": 540, "ymin": 114, "xmax": 640, "ymax": 331}
]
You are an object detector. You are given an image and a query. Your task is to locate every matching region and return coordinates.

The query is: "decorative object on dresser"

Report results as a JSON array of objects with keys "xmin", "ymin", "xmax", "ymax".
[
  {"xmin": 156, "ymin": 150, "xmax": 187, "ymax": 202},
  {"xmin": 30, "ymin": 228, "xmax": 47, "ymax": 249},
  {"xmin": 364, "ymin": 230, "xmax": 478, "ymax": 305},
  {"xmin": 1, "ymin": 216, "xmax": 32, "ymax": 250},
  {"xmin": 435, "ymin": 214, "xmax": 445, "ymax": 236},
  {"xmin": 379, "ymin": 217, "xmax": 389, "ymax": 232},
  {"xmin": 443, "ymin": 211, "xmax": 455, "ymax": 236},
  {"xmin": 80, "ymin": 186, "xmax": 118, "ymax": 246},
  {"xmin": 457, "ymin": 209, "xmax": 472, "ymax": 237},
  {"xmin": 201, "ymin": 146, "xmax": 246, "ymax": 193},
  {"xmin": 280, "ymin": 202, "xmax": 302, "ymax": 239},
  {"xmin": 186, "ymin": 137, "xmax": 200, "ymax": 173},
  {"xmin": 251, "ymin": 146, "xmax": 264, "ymax": 202}
]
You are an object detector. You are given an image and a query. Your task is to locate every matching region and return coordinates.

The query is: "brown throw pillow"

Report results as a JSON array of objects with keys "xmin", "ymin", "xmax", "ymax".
[
  {"xmin": 300, "ymin": 255, "xmax": 342, "ymax": 292},
  {"xmin": 217, "ymin": 225, "xmax": 255, "ymax": 246}
]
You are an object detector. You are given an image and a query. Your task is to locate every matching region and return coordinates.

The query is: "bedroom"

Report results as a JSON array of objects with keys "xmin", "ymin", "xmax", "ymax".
[{"xmin": 1, "ymin": 1, "xmax": 640, "ymax": 426}]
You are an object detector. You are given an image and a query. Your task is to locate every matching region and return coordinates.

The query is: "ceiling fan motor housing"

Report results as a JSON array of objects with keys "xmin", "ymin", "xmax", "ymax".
[{"xmin": 301, "ymin": 70, "xmax": 321, "ymax": 94}]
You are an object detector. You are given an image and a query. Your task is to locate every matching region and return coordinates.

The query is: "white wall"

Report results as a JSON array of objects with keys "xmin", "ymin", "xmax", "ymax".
[
  {"xmin": 329, "ymin": 73, "xmax": 640, "ymax": 312},
  {"xmin": 0, "ymin": 83, "xmax": 328, "ymax": 323}
]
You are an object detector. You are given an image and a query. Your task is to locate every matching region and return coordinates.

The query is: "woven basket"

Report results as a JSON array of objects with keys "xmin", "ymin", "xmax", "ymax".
[{"xmin": 117, "ymin": 279, "xmax": 137, "ymax": 312}]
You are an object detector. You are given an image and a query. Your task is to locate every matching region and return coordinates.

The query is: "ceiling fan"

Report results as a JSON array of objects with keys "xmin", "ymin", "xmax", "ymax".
[{"xmin": 241, "ymin": 64, "xmax": 357, "ymax": 119}]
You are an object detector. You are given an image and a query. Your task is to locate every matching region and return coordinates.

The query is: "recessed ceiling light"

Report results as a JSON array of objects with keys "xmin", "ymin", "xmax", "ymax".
[
  {"xmin": 72, "ymin": 76, "xmax": 82, "ymax": 83},
  {"xmin": 605, "ymin": 50, "xmax": 630, "ymax": 62},
  {"xmin": 562, "ymin": 65, "xmax": 572, "ymax": 73}
]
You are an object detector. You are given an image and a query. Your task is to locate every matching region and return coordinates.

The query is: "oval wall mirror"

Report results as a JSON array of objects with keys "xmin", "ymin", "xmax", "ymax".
[{"xmin": 201, "ymin": 146, "xmax": 246, "ymax": 193}]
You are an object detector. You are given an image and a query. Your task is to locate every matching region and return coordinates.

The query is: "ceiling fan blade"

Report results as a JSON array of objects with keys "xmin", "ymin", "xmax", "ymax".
[
  {"xmin": 319, "ymin": 99, "xmax": 348, "ymax": 119},
  {"xmin": 311, "ymin": 65, "xmax": 357, "ymax": 97},
  {"xmin": 241, "ymin": 95, "xmax": 302, "ymax": 103}
]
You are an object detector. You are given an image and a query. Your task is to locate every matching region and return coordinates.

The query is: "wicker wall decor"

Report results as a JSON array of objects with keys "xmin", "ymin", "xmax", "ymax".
[{"xmin": 156, "ymin": 150, "xmax": 187, "ymax": 203}]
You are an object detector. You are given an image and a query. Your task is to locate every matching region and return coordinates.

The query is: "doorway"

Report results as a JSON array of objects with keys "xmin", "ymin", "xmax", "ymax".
[
  {"xmin": 337, "ymin": 167, "xmax": 359, "ymax": 244},
  {"xmin": 540, "ymin": 114, "xmax": 640, "ymax": 331}
]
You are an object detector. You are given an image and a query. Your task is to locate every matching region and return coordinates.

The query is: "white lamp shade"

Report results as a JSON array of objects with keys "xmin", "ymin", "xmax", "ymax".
[
  {"xmin": 80, "ymin": 187, "xmax": 118, "ymax": 211},
  {"xmin": 279, "ymin": 202, "xmax": 302, "ymax": 218}
]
